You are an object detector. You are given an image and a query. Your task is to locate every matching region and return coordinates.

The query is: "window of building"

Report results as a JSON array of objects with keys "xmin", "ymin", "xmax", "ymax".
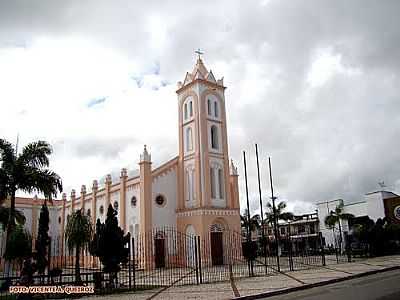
[
  {"xmin": 211, "ymin": 125, "xmax": 219, "ymax": 149},
  {"xmin": 210, "ymin": 167, "xmax": 216, "ymax": 199},
  {"xmin": 218, "ymin": 168, "xmax": 224, "ymax": 199},
  {"xmin": 189, "ymin": 101, "xmax": 193, "ymax": 117},
  {"xmin": 99, "ymin": 205, "xmax": 104, "ymax": 215},
  {"xmin": 298, "ymin": 225, "xmax": 305, "ymax": 234},
  {"xmin": 155, "ymin": 194, "xmax": 166, "ymax": 207},
  {"xmin": 208, "ymin": 99, "xmax": 211, "ymax": 115},
  {"xmin": 113, "ymin": 201, "xmax": 119, "ymax": 211},
  {"xmin": 186, "ymin": 127, "xmax": 193, "ymax": 152},
  {"xmin": 87, "ymin": 208, "xmax": 91, "ymax": 216},
  {"xmin": 280, "ymin": 227, "xmax": 285, "ymax": 235},
  {"xmin": 58, "ymin": 216, "xmax": 62, "ymax": 224},
  {"xmin": 309, "ymin": 224, "xmax": 315, "ymax": 234},
  {"xmin": 214, "ymin": 101, "xmax": 218, "ymax": 118},
  {"xmin": 131, "ymin": 196, "xmax": 137, "ymax": 207},
  {"xmin": 184, "ymin": 103, "xmax": 188, "ymax": 120}
]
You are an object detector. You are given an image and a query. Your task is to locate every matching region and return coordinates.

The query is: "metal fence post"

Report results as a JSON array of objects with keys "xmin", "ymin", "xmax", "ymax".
[
  {"xmin": 194, "ymin": 236, "xmax": 199, "ymax": 285},
  {"xmin": 197, "ymin": 236, "xmax": 202, "ymax": 284},
  {"xmin": 132, "ymin": 237, "xmax": 136, "ymax": 290}
]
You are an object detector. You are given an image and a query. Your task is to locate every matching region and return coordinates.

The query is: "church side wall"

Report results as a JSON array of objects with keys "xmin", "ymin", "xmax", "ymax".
[
  {"xmin": 152, "ymin": 167, "xmax": 177, "ymax": 229},
  {"xmin": 126, "ymin": 184, "xmax": 140, "ymax": 235}
]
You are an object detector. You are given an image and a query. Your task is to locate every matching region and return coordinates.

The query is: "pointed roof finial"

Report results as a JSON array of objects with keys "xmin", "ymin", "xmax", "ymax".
[{"xmin": 140, "ymin": 144, "xmax": 151, "ymax": 162}]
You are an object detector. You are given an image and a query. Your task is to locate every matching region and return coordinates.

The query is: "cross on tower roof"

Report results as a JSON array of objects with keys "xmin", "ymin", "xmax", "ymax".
[{"xmin": 195, "ymin": 48, "xmax": 204, "ymax": 60}]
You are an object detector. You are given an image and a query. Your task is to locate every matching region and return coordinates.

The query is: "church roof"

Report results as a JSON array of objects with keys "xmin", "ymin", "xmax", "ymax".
[{"xmin": 177, "ymin": 58, "xmax": 225, "ymax": 91}]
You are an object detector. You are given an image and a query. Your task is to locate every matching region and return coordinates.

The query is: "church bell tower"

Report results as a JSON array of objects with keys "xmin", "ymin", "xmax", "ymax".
[{"xmin": 176, "ymin": 53, "xmax": 241, "ymax": 238}]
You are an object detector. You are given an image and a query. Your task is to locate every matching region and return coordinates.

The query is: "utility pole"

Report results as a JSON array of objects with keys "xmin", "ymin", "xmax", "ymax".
[
  {"xmin": 243, "ymin": 151, "xmax": 251, "ymax": 241},
  {"xmin": 255, "ymin": 144, "xmax": 267, "ymax": 274},
  {"xmin": 268, "ymin": 157, "xmax": 280, "ymax": 272}
]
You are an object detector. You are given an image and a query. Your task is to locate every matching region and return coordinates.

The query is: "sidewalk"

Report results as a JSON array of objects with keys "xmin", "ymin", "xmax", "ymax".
[{"xmin": 81, "ymin": 255, "xmax": 400, "ymax": 300}]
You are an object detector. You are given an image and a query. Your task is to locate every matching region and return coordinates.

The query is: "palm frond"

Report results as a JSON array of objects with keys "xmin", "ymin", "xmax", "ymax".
[
  {"xmin": 18, "ymin": 141, "xmax": 51, "ymax": 169},
  {"xmin": 0, "ymin": 206, "xmax": 26, "ymax": 228},
  {"xmin": 325, "ymin": 213, "xmax": 338, "ymax": 228},
  {"xmin": 18, "ymin": 168, "xmax": 63, "ymax": 198},
  {"xmin": 0, "ymin": 139, "xmax": 16, "ymax": 167}
]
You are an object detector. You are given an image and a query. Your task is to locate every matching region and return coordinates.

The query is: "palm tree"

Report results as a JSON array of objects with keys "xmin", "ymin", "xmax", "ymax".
[
  {"xmin": 65, "ymin": 209, "xmax": 93, "ymax": 284},
  {"xmin": 240, "ymin": 209, "xmax": 261, "ymax": 234},
  {"xmin": 0, "ymin": 139, "xmax": 62, "ymax": 248},
  {"xmin": 324, "ymin": 202, "xmax": 354, "ymax": 251},
  {"xmin": 264, "ymin": 201, "xmax": 294, "ymax": 226}
]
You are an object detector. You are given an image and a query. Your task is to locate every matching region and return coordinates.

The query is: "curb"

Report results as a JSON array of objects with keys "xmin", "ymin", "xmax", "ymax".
[{"xmin": 232, "ymin": 266, "xmax": 400, "ymax": 300}]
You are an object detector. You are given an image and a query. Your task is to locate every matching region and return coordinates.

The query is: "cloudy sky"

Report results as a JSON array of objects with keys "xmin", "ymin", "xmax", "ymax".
[{"xmin": 1, "ymin": 0, "xmax": 399, "ymax": 215}]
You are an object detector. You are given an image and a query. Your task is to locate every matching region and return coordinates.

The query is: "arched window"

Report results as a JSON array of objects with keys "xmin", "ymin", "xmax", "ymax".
[
  {"xmin": 184, "ymin": 103, "xmax": 188, "ymax": 120},
  {"xmin": 211, "ymin": 125, "xmax": 219, "ymax": 149},
  {"xmin": 210, "ymin": 167, "xmax": 216, "ymax": 199},
  {"xmin": 218, "ymin": 168, "xmax": 224, "ymax": 199},
  {"xmin": 186, "ymin": 127, "xmax": 193, "ymax": 152},
  {"xmin": 87, "ymin": 208, "xmax": 91, "ymax": 216},
  {"xmin": 189, "ymin": 101, "xmax": 193, "ymax": 117},
  {"xmin": 186, "ymin": 169, "xmax": 191, "ymax": 201},
  {"xmin": 208, "ymin": 99, "xmax": 212, "ymax": 115},
  {"xmin": 214, "ymin": 101, "xmax": 219, "ymax": 118},
  {"xmin": 113, "ymin": 201, "xmax": 119, "ymax": 211},
  {"xmin": 191, "ymin": 169, "xmax": 196, "ymax": 200}
]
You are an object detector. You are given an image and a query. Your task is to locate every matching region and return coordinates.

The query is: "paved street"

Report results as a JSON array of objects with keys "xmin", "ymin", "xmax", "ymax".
[{"xmin": 261, "ymin": 269, "xmax": 400, "ymax": 300}]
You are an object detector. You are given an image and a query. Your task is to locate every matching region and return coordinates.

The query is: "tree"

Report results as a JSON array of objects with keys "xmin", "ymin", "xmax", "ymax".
[
  {"xmin": 0, "ymin": 206, "xmax": 25, "ymax": 229},
  {"xmin": 264, "ymin": 201, "xmax": 294, "ymax": 226},
  {"xmin": 65, "ymin": 209, "xmax": 93, "ymax": 284},
  {"xmin": 240, "ymin": 209, "xmax": 261, "ymax": 233},
  {"xmin": 90, "ymin": 204, "xmax": 129, "ymax": 287},
  {"xmin": 0, "ymin": 139, "xmax": 62, "ymax": 252},
  {"xmin": 4, "ymin": 225, "xmax": 32, "ymax": 270},
  {"xmin": 324, "ymin": 202, "xmax": 354, "ymax": 251},
  {"xmin": 35, "ymin": 204, "xmax": 50, "ymax": 278}
]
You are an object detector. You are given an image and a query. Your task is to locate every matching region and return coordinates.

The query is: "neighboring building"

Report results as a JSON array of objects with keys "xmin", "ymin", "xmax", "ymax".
[
  {"xmin": 251, "ymin": 212, "xmax": 320, "ymax": 254},
  {"xmin": 317, "ymin": 190, "xmax": 400, "ymax": 248},
  {"xmin": 1, "ymin": 56, "xmax": 242, "ymax": 265}
]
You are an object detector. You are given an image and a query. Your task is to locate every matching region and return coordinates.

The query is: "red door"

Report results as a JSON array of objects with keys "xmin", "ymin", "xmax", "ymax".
[
  {"xmin": 211, "ymin": 232, "xmax": 224, "ymax": 265},
  {"xmin": 155, "ymin": 238, "xmax": 166, "ymax": 268}
]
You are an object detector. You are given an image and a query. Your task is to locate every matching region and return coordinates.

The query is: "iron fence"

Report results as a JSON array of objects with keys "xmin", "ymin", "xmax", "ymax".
[{"xmin": 0, "ymin": 228, "xmax": 355, "ymax": 299}]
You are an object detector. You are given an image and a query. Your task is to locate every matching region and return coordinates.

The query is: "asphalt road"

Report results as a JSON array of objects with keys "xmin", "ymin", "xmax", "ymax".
[{"xmin": 261, "ymin": 269, "xmax": 400, "ymax": 300}]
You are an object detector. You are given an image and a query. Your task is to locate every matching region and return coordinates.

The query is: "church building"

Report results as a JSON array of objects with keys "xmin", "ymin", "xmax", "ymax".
[{"xmin": 4, "ymin": 56, "xmax": 242, "ymax": 260}]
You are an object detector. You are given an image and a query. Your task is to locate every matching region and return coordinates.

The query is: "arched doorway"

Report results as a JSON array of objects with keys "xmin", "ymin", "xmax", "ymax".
[
  {"xmin": 210, "ymin": 223, "xmax": 225, "ymax": 266},
  {"xmin": 154, "ymin": 231, "xmax": 166, "ymax": 268}
]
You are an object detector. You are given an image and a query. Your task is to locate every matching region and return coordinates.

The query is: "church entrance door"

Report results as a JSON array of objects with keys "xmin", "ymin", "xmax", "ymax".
[
  {"xmin": 211, "ymin": 232, "xmax": 223, "ymax": 265},
  {"xmin": 154, "ymin": 237, "xmax": 166, "ymax": 268}
]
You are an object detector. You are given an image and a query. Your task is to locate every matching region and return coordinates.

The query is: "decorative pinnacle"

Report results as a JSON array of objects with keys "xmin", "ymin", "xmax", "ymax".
[
  {"xmin": 121, "ymin": 168, "xmax": 128, "ymax": 178},
  {"xmin": 105, "ymin": 174, "xmax": 112, "ymax": 184},
  {"xmin": 71, "ymin": 189, "xmax": 76, "ymax": 198},
  {"xmin": 92, "ymin": 179, "xmax": 98, "ymax": 190},
  {"xmin": 81, "ymin": 185, "xmax": 86, "ymax": 194},
  {"xmin": 140, "ymin": 144, "xmax": 151, "ymax": 162}
]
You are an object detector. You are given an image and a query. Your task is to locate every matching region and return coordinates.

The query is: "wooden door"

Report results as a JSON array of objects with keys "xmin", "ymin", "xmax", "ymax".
[
  {"xmin": 154, "ymin": 238, "xmax": 166, "ymax": 268},
  {"xmin": 211, "ymin": 232, "xmax": 223, "ymax": 266}
]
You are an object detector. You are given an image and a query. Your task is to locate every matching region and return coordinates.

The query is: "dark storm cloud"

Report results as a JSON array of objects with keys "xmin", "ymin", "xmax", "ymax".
[{"xmin": 2, "ymin": 0, "xmax": 400, "ymax": 210}]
